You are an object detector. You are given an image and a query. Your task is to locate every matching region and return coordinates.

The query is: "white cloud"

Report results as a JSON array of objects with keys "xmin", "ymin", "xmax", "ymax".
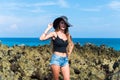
[
  {"xmin": 108, "ymin": 1, "xmax": 120, "ymax": 11},
  {"xmin": 30, "ymin": 8, "xmax": 45, "ymax": 13},
  {"xmin": 0, "ymin": 15, "xmax": 21, "ymax": 25},
  {"xmin": 0, "ymin": 2, "xmax": 56, "ymax": 8},
  {"xmin": 1, "ymin": 24, "xmax": 19, "ymax": 33},
  {"xmin": 0, "ymin": 15, "xmax": 21, "ymax": 33},
  {"xmin": 0, "ymin": 3, "xmax": 21, "ymax": 11},
  {"xmin": 0, "ymin": 14, "xmax": 54, "ymax": 33},
  {"xmin": 33, "ymin": 2, "xmax": 56, "ymax": 7},
  {"xmin": 0, "ymin": 1, "xmax": 69, "ymax": 13},
  {"xmin": 9, "ymin": 24, "xmax": 18, "ymax": 30},
  {"xmin": 80, "ymin": 8, "xmax": 100, "ymax": 12},
  {"xmin": 74, "ymin": 4, "xmax": 102, "ymax": 12},
  {"xmin": 58, "ymin": 0, "xmax": 69, "ymax": 8}
]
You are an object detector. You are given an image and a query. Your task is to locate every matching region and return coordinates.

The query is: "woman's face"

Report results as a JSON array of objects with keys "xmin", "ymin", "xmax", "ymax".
[{"xmin": 59, "ymin": 20, "xmax": 67, "ymax": 30}]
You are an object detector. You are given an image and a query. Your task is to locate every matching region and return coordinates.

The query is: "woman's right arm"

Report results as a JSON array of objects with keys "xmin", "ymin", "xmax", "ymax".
[{"xmin": 40, "ymin": 23, "xmax": 54, "ymax": 41}]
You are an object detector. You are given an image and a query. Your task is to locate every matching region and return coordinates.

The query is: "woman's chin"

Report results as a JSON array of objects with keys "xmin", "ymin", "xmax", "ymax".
[{"xmin": 61, "ymin": 28, "xmax": 66, "ymax": 30}]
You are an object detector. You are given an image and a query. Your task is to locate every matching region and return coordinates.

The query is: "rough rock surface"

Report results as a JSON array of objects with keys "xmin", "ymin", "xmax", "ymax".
[{"xmin": 0, "ymin": 43, "xmax": 120, "ymax": 80}]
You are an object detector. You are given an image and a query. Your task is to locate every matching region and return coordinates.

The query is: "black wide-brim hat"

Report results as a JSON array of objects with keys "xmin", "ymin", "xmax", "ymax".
[{"xmin": 53, "ymin": 16, "xmax": 72, "ymax": 29}]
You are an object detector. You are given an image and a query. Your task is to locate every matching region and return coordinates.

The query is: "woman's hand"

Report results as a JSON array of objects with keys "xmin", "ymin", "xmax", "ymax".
[
  {"xmin": 40, "ymin": 23, "xmax": 54, "ymax": 40},
  {"xmin": 47, "ymin": 23, "xmax": 53, "ymax": 30}
]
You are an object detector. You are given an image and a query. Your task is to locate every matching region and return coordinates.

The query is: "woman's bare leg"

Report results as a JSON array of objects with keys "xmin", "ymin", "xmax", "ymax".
[
  {"xmin": 61, "ymin": 64, "xmax": 70, "ymax": 80},
  {"xmin": 51, "ymin": 65, "xmax": 60, "ymax": 80}
]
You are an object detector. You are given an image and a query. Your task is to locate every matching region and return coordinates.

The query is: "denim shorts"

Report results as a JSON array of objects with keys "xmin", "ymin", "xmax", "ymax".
[{"xmin": 50, "ymin": 54, "xmax": 69, "ymax": 67}]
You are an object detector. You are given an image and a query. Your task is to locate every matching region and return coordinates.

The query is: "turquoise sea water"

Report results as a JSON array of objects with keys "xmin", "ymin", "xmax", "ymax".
[{"xmin": 0, "ymin": 38, "xmax": 120, "ymax": 50}]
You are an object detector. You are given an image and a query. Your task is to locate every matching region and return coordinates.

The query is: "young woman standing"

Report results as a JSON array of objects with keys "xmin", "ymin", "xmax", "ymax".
[{"xmin": 40, "ymin": 16, "xmax": 74, "ymax": 80}]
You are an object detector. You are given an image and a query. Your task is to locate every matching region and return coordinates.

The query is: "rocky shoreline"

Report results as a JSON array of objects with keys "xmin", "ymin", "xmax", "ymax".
[{"xmin": 0, "ymin": 43, "xmax": 120, "ymax": 80}]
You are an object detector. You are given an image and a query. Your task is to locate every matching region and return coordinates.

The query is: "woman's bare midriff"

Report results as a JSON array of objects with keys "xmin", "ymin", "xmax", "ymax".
[{"xmin": 54, "ymin": 51, "xmax": 67, "ymax": 57}]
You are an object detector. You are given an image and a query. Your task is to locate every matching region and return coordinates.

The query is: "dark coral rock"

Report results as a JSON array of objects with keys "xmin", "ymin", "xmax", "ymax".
[
  {"xmin": 10, "ymin": 63, "xmax": 20, "ymax": 73},
  {"xmin": 113, "ymin": 61, "xmax": 119, "ymax": 70},
  {"xmin": 74, "ymin": 68, "xmax": 80, "ymax": 74}
]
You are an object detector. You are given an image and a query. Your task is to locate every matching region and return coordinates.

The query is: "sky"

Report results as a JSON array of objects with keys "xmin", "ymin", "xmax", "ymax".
[{"xmin": 0, "ymin": 0, "xmax": 120, "ymax": 38}]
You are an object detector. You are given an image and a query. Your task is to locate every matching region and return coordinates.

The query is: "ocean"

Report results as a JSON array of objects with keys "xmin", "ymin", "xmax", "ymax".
[{"xmin": 0, "ymin": 38, "xmax": 120, "ymax": 50}]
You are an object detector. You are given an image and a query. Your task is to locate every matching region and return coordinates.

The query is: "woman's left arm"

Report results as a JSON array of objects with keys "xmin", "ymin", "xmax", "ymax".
[{"xmin": 67, "ymin": 34, "xmax": 74, "ymax": 56}]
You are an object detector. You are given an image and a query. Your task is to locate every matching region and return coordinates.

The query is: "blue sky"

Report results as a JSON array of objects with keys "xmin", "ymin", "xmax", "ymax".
[{"xmin": 0, "ymin": 0, "xmax": 120, "ymax": 38}]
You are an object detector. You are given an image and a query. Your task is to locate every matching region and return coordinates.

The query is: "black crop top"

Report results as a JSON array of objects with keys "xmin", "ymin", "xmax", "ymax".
[{"xmin": 52, "ymin": 36, "xmax": 68, "ymax": 53}]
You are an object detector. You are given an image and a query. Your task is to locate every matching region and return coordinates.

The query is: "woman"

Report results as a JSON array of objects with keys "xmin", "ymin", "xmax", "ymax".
[{"xmin": 40, "ymin": 16, "xmax": 74, "ymax": 80}]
